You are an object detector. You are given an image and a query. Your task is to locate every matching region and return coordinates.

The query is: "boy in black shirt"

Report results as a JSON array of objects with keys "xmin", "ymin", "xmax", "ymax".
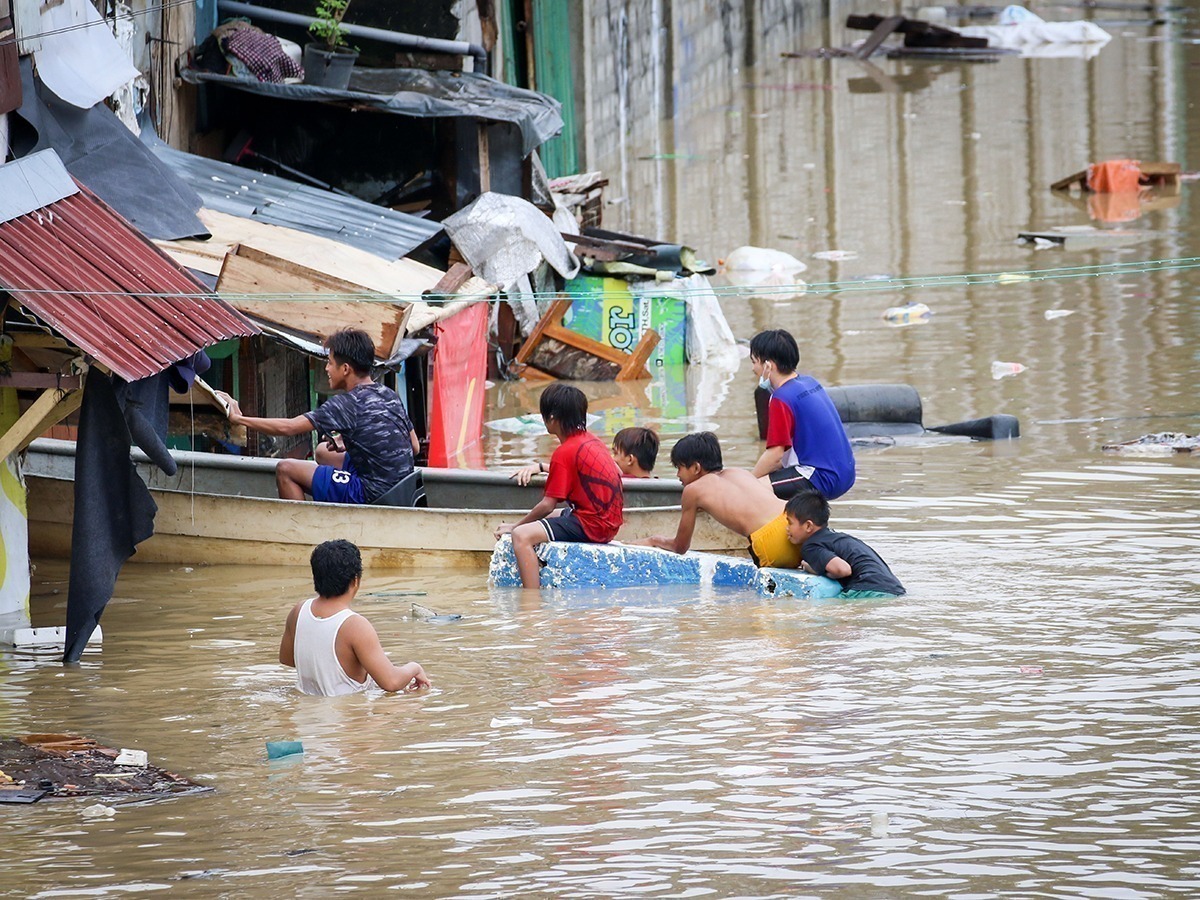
[{"xmin": 783, "ymin": 489, "xmax": 905, "ymax": 598}]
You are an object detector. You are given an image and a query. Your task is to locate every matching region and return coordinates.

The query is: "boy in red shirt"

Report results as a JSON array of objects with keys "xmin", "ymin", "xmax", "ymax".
[{"xmin": 495, "ymin": 383, "xmax": 625, "ymax": 587}]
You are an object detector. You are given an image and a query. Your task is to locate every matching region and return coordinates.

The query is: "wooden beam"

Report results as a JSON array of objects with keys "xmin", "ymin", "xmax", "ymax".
[
  {"xmin": 424, "ymin": 262, "xmax": 475, "ymax": 298},
  {"xmin": 217, "ymin": 244, "xmax": 408, "ymax": 358},
  {"xmin": 512, "ymin": 297, "xmax": 572, "ymax": 368},
  {"xmin": 616, "ymin": 328, "xmax": 659, "ymax": 381},
  {"xmin": 0, "ymin": 373, "xmax": 83, "ymax": 390},
  {"xmin": 856, "ymin": 15, "xmax": 903, "ymax": 59},
  {"xmin": 0, "ymin": 387, "xmax": 83, "ymax": 459},
  {"xmin": 8, "ymin": 333, "xmax": 71, "ymax": 350},
  {"xmin": 478, "ymin": 122, "xmax": 491, "ymax": 194},
  {"xmin": 1050, "ymin": 170, "xmax": 1088, "ymax": 191}
]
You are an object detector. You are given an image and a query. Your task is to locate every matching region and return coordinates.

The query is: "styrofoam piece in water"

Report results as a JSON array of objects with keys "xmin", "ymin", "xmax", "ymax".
[
  {"xmin": 758, "ymin": 568, "xmax": 843, "ymax": 599},
  {"xmin": 489, "ymin": 537, "xmax": 700, "ymax": 588}
]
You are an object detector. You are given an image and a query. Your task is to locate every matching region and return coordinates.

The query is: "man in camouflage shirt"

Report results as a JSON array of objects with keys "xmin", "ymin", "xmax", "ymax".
[{"xmin": 218, "ymin": 329, "xmax": 418, "ymax": 504}]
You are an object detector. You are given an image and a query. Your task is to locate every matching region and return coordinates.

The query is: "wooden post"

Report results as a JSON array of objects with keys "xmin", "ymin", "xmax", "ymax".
[
  {"xmin": 478, "ymin": 122, "xmax": 491, "ymax": 194},
  {"xmin": 0, "ymin": 386, "xmax": 83, "ymax": 460}
]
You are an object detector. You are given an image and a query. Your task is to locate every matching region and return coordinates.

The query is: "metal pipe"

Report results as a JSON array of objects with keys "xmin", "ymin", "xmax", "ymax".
[{"xmin": 216, "ymin": 0, "xmax": 489, "ymax": 75}]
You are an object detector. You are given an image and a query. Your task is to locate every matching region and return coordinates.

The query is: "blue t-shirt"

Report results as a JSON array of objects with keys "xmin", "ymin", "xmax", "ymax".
[
  {"xmin": 306, "ymin": 382, "xmax": 414, "ymax": 503},
  {"xmin": 766, "ymin": 375, "xmax": 856, "ymax": 500}
]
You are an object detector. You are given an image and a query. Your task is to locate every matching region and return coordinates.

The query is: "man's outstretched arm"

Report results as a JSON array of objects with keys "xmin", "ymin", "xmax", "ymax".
[{"xmin": 345, "ymin": 617, "xmax": 431, "ymax": 693}]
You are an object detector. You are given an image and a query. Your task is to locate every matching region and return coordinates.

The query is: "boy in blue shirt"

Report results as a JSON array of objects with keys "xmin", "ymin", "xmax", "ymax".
[{"xmin": 749, "ymin": 329, "xmax": 855, "ymax": 500}]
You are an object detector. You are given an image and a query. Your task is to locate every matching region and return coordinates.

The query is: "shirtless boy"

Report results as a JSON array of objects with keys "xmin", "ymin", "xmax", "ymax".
[
  {"xmin": 634, "ymin": 432, "xmax": 801, "ymax": 569},
  {"xmin": 279, "ymin": 539, "xmax": 431, "ymax": 696}
]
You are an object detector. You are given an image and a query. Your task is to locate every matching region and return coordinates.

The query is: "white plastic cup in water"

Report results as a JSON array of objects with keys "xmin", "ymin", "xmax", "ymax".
[{"xmin": 870, "ymin": 812, "xmax": 890, "ymax": 837}]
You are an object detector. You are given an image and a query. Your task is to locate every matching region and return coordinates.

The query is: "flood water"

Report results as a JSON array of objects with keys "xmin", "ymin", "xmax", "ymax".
[{"xmin": 7, "ymin": 4, "xmax": 1200, "ymax": 896}]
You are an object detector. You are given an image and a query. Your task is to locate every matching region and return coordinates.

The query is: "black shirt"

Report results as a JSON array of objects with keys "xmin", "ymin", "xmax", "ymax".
[
  {"xmin": 801, "ymin": 528, "xmax": 905, "ymax": 595},
  {"xmin": 306, "ymin": 382, "xmax": 414, "ymax": 503}
]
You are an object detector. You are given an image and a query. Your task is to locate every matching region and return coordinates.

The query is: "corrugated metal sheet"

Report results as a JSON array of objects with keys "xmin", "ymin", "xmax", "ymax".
[
  {"xmin": 0, "ymin": 181, "xmax": 258, "ymax": 383},
  {"xmin": 150, "ymin": 142, "xmax": 442, "ymax": 261}
]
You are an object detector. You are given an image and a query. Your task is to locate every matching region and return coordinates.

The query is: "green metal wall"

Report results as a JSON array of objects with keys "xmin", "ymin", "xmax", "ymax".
[{"xmin": 496, "ymin": 0, "xmax": 578, "ymax": 177}]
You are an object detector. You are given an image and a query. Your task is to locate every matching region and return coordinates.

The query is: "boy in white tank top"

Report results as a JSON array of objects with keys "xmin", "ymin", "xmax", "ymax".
[{"xmin": 280, "ymin": 540, "xmax": 431, "ymax": 696}]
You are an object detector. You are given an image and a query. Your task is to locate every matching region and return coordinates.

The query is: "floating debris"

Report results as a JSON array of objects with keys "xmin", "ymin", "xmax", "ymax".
[
  {"xmin": 1102, "ymin": 433, "xmax": 1200, "ymax": 455},
  {"xmin": 265, "ymin": 741, "xmax": 304, "ymax": 760},
  {"xmin": 813, "ymin": 249, "xmax": 859, "ymax": 261},
  {"xmin": 991, "ymin": 361, "xmax": 1027, "ymax": 379},
  {"xmin": 883, "ymin": 302, "xmax": 932, "ymax": 325},
  {"xmin": 1044, "ymin": 309, "xmax": 1076, "ymax": 320},
  {"xmin": 0, "ymin": 735, "xmax": 208, "ymax": 804}
]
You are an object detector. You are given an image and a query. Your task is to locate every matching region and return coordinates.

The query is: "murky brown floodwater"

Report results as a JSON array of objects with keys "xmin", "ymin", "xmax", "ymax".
[{"xmin": 6, "ymin": 4, "xmax": 1200, "ymax": 896}]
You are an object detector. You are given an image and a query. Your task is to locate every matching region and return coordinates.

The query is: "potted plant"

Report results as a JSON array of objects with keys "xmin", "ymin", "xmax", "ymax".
[{"xmin": 303, "ymin": 0, "xmax": 358, "ymax": 90}]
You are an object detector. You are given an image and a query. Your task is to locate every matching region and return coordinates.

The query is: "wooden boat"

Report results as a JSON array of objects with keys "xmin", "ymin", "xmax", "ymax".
[{"xmin": 23, "ymin": 439, "xmax": 743, "ymax": 568}]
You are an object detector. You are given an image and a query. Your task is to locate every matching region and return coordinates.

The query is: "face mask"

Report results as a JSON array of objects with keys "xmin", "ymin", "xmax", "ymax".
[{"xmin": 758, "ymin": 376, "xmax": 772, "ymax": 393}]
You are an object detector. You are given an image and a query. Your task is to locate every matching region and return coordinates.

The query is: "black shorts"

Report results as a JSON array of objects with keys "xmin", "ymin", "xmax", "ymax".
[
  {"xmin": 539, "ymin": 511, "xmax": 590, "ymax": 543},
  {"xmin": 768, "ymin": 466, "xmax": 816, "ymax": 500}
]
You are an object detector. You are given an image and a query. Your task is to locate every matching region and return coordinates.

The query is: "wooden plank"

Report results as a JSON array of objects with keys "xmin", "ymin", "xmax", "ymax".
[
  {"xmin": 541, "ymin": 322, "xmax": 629, "ymax": 366},
  {"xmin": 1138, "ymin": 161, "xmax": 1181, "ymax": 176},
  {"xmin": 478, "ymin": 122, "xmax": 491, "ymax": 193},
  {"xmin": 512, "ymin": 297, "xmax": 572, "ymax": 367},
  {"xmin": 0, "ymin": 387, "xmax": 82, "ymax": 459},
  {"xmin": 1050, "ymin": 170, "xmax": 1088, "ymax": 191},
  {"xmin": 424, "ymin": 262, "xmax": 475, "ymax": 298},
  {"xmin": 8, "ymin": 333, "xmax": 70, "ymax": 350},
  {"xmin": 0, "ymin": 373, "xmax": 83, "ymax": 390},
  {"xmin": 856, "ymin": 15, "xmax": 903, "ymax": 59},
  {"xmin": 164, "ymin": 208, "xmax": 446, "ymax": 294},
  {"xmin": 216, "ymin": 245, "xmax": 408, "ymax": 357},
  {"xmin": 616, "ymin": 328, "xmax": 659, "ymax": 381}
]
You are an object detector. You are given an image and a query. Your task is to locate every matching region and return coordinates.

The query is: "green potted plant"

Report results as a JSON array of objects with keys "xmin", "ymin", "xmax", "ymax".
[{"xmin": 303, "ymin": 0, "xmax": 358, "ymax": 90}]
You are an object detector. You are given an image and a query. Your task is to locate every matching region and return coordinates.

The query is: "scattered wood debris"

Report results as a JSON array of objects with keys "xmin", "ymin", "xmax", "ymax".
[
  {"xmin": 1102, "ymin": 433, "xmax": 1200, "ymax": 455},
  {"xmin": 0, "ymin": 734, "xmax": 210, "ymax": 804}
]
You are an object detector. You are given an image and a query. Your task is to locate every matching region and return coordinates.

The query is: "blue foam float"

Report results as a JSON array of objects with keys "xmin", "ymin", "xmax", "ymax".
[{"xmin": 488, "ymin": 538, "xmax": 843, "ymax": 598}]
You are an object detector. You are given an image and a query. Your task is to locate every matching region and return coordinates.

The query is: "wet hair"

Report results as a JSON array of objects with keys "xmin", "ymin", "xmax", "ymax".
[
  {"xmin": 784, "ymin": 489, "xmax": 830, "ymax": 527},
  {"xmin": 311, "ymin": 539, "xmax": 363, "ymax": 597},
  {"xmin": 670, "ymin": 432, "xmax": 723, "ymax": 473},
  {"xmin": 539, "ymin": 383, "xmax": 588, "ymax": 434},
  {"xmin": 749, "ymin": 329, "xmax": 799, "ymax": 374},
  {"xmin": 613, "ymin": 427, "xmax": 660, "ymax": 472},
  {"xmin": 325, "ymin": 329, "xmax": 376, "ymax": 376}
]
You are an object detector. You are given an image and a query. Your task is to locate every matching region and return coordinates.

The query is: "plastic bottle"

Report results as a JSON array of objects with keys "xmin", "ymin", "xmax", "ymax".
[{"xmin": 883, "ymin": 301, "xmax": 932, "ymax": 325}]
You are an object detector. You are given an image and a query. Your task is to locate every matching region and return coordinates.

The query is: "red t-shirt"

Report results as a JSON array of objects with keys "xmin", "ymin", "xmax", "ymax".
[{"xmin": 544, "ymin": 431, "xmax": 624, "ymax": 542}]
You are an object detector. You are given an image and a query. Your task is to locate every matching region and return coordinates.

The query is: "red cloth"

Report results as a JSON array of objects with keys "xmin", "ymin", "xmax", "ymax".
[
  {"xmin": 426, "ymin": 303, "xmax": 487, "ymax": 468},
  {"xmin": 544, "ymin": 431, "xmax": 624, "ymax": 542},
  {"xmin": 1086, "ymin": 159, "xmax": 1141, "ymax": 193},
  {"xmin": 765, "ymin": 397, "xmax": 796, "ymax": 449}
]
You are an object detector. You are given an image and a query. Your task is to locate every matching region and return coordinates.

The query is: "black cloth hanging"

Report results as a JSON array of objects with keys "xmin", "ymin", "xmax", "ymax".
[{"xmin": 62, "ymin": 372, "xmax": 173, "ymax": 662}]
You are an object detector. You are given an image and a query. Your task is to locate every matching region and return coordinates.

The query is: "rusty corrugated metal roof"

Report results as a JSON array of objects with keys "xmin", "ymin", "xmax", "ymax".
[{"xmin": 0, "ymin": 156, "xmax": 258, "ymax": 383}]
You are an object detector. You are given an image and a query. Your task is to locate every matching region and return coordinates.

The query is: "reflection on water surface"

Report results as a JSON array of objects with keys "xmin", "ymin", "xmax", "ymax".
[{"xmin": 7, "ymin": 3, "xmax": 1200, "ymax": 896}]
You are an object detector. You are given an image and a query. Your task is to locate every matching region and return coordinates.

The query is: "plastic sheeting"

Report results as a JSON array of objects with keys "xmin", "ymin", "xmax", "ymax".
[
  {"xmin": 12, "ymin": 59, "xmax": 205, "ymax": 240},
  {"xmin": 33, "ymin": 0, "xmax": 139, "ymax": 108},
  {"xmin": 178, "ymin": 65, "xmax": 563, "ymax": 157},
  {"xmin": 959, "ymin": 6, "xmax": 1111, "ymax": 59},
  {"xmin": 443, "ymin": 192, "xmax": 579, "ymax": 290}
]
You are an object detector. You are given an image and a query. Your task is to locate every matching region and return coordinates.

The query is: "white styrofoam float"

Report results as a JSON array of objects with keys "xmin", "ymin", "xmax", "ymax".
[{"xmin": 489, "ymin": 537, "xmax": 843, "ymax": 599}]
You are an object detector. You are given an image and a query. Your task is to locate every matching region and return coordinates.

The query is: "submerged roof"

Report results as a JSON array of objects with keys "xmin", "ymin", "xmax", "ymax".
[
  {"xmin": 149, "ymin": 139, "xmax": 441, "ymax": 261},
  {"xmin": 0, "ymin": 151, "xmax": 258, "ymax": 382}
]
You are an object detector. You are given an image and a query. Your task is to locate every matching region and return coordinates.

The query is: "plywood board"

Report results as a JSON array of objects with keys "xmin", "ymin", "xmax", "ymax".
[{"xmin": 216, "ymin": 245, "xmax": 408, "ymax": 356}]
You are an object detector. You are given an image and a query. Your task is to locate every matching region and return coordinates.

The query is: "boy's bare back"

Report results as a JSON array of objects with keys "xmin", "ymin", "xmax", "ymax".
[{"xmin": 685, "ymin": 468, "xmax": 785, "ymax": 538}]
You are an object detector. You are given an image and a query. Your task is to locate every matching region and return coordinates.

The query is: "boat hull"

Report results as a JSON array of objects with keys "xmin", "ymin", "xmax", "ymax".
[{"xmin": 25, "ymin": 476, "xmax": 744, "ymax": 569}]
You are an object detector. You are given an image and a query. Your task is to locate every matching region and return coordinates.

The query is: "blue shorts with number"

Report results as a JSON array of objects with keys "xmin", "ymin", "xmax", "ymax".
[{"xmin": 311, "ymin": 463, "xmax": 366, "ymax": 504}]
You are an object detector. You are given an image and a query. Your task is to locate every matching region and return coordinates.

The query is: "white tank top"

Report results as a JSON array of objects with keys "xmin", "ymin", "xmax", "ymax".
[{"xmin": 293, "ymin": 598, "xmax": 370, "ymax": 696}]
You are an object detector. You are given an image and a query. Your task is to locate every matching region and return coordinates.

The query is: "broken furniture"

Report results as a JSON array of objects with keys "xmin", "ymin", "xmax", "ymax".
[
  {"xmin": 845, "ymin": 14, "xmax": 1010, "ymax": 59},
  {"xmin": 509, "ymin": 297, "xmax": 659, "ymax": 381},
  {"xmin": 1051, "ymin": 161, "xmax": 1181, "ymax": 193}
]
